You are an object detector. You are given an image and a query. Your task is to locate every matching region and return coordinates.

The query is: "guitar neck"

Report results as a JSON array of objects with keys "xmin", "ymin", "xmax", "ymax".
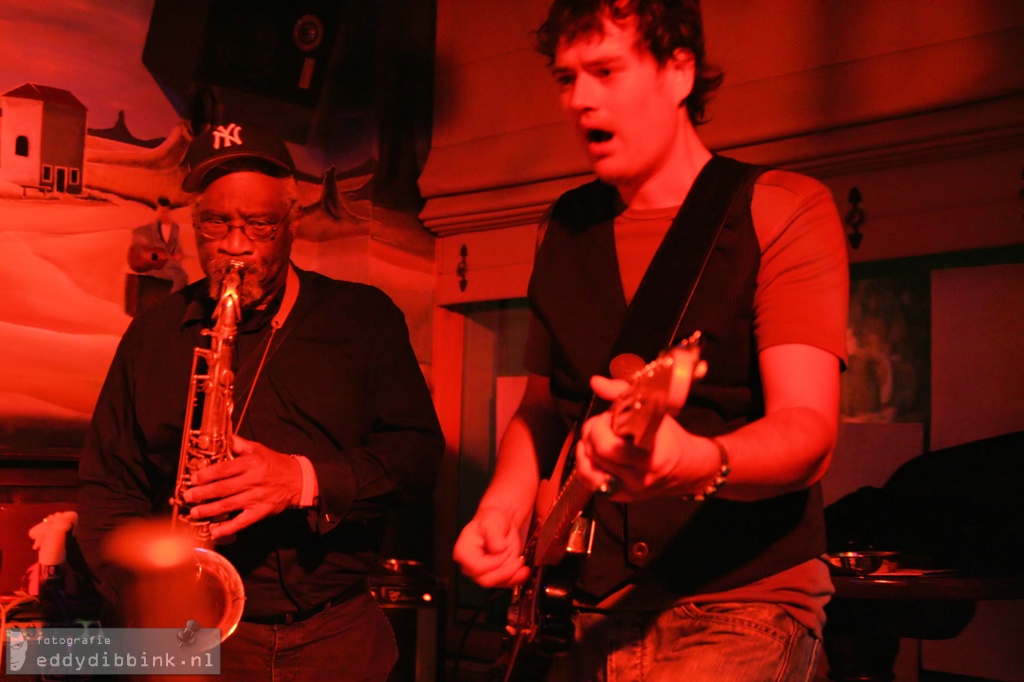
[{"xmin": 528, "ymin": 468, "xmax": 594, "ymax": 568}]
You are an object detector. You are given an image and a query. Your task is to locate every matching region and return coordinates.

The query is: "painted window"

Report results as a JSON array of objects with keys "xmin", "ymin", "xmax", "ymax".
[
  {"xmin": 42, "ymin": 165, "xmax": 52, "ymax": 181},
  {"xmin": 15, "ymin": 135, "xmax": 29, "ymax": 156},
  {"xmin": 69, "ymin": 168, "xmax": 80, "ymax": 185}
]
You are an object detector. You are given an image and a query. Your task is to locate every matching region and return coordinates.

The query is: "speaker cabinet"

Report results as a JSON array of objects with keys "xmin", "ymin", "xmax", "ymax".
[
  {"xmin": 143, "ymin": 0, "xmax": 345, "ymax": 142},
  {"xmin": 192, "ymin": 1, "xmax": 340, "ymax": 108},
  {"xmin": 370, "ymin": 561, "xmax": 445, "ymax": 682}
]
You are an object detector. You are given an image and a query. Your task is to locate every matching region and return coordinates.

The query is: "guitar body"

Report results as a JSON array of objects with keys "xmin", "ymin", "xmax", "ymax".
[
  {"xmin": 499, "ymin": 333, "xmax": 707, "ymax": 680},
  {"xmin": 506, "ymin": 563, "xmax": 576, "ymax": 656},
  {"xmin": 534, "ymin": 435, "xmax": 573, "ymax": 529}
]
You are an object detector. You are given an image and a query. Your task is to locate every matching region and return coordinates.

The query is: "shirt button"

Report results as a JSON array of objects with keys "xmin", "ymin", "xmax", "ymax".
[{"xmin": 630, "ymin": 542, "xmax": 649, "ymax": 560}]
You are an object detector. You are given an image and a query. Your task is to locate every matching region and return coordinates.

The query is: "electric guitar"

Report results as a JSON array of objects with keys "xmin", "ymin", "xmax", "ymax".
[{"xmin": 500, "ymin": 331, "xmax": 707, "ymax": 679}]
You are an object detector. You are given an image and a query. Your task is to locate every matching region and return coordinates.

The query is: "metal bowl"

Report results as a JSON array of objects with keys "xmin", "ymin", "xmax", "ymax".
[{"xmin": 825, "ymin": 551, "xmax": 901, "ymax": 575}]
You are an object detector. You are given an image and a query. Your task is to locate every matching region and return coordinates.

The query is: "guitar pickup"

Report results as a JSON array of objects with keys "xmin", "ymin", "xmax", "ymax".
[{"xmin": 564, "ymin": 515, "xmax": 594, "ymax": 556}]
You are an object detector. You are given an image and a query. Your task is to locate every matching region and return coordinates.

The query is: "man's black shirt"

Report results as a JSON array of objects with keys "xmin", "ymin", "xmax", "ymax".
[{"xmin": 77, "ymin": 264, "xmax": 445, "ymax": 619}]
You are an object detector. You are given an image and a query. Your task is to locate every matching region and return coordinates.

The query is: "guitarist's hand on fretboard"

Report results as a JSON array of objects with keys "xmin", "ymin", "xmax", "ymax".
[{"xmin": 574, "ymin": 366, "xmax": 723, "ymax": 504}]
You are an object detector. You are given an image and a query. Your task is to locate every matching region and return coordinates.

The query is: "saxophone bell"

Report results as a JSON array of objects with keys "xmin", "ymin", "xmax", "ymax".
[{"xmin": 104, "ymin": 519, "xmax": 245, "ymax": 643}]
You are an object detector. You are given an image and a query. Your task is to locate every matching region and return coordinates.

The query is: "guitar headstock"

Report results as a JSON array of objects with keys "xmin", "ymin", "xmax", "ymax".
[{"xmin": 609, "ymin": 331, "xmax": 707, "ymax": 451}]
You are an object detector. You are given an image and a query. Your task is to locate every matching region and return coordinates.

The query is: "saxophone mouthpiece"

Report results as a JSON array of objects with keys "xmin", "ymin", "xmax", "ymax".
[
  {"xmin": 223, "ymin": 260, "xmax": 245, "ymax": 292},
  {"xmin": 216, "ymin": 261, "xmax": 245, "ymax": 308},
  {"xmin": 210, "ymin": 260, "xmax": 245, "ymax": 329}
]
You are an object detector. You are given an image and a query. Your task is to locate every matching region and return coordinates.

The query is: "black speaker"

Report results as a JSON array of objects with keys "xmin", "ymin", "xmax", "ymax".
[
  {"xmin": 194, "ymin": 1, "xmax": 340, "ymax": 108},
  {"xmin": 142, "ymin": 0, "xmax": 345, "ymax": 142},
  {"xmin": 370, "ymin": 561, "xmax": 446, "ymax": 682}
]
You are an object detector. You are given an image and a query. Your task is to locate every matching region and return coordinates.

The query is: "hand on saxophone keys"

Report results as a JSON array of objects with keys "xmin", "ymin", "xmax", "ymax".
[{"xmin": 182, "ymin": 434, "xmax": 311, "ymax": 540}]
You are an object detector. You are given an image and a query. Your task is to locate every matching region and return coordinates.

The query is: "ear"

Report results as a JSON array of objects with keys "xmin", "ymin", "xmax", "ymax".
[{"xmin": 667, "ymin": 48, "xmax": 696, "ymax": 107}]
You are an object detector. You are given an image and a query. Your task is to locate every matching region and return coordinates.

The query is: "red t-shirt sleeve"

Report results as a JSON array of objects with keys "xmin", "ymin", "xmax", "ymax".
[{"xmin": 751, "ymin": 169, "xmax": 849, "ymax": 366}]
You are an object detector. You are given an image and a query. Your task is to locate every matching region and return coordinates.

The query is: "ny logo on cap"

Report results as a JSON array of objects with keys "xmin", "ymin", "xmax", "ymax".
[{"xmin": 212, "ymin": 123, "xmax": 243, "ymax": 150}]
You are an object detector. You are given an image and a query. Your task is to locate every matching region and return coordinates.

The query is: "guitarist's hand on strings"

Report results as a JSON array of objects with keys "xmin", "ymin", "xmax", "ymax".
[
  {"xmin": 453, "ymin": 508, "xmax": 532, "ymax": 588},
  {"xmin": 575, "ymin": 375, "xmax": 724, "ymax": 503}
]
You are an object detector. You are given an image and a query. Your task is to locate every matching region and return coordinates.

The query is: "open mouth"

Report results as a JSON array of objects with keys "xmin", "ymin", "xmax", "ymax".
[{"xmin": 586, "ymin": 129, "xmax": 614, "ymax": 144}]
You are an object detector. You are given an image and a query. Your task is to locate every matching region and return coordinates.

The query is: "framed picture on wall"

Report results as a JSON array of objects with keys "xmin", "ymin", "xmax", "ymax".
[
  {"xmin": 841, "ymin": 245, "xmax": 1024, "ymax": 439},
  {"xmin": 842, "ymin": 261, "xmax": 931, "ymax": 427}
]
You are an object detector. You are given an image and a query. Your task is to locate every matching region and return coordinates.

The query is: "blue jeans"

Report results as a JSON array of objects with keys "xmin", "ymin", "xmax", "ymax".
[
  {"xmin": 546, "ymin": 602, "xmax": 822, "ymax": 682},
  {"xmin": 218, "ymin": 591, "xmax": 398, "ymax": 682}
]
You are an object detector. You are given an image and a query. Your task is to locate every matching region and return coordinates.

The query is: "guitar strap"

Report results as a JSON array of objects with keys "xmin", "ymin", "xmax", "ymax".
[{"xmin": 565, "ymin": 155, "xmax": 766, "ymax": 474}]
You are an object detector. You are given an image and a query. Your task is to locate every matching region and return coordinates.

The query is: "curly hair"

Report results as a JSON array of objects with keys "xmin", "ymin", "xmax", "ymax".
[{"xmin": 535, "ymin": 0, "xmax": 723, "ymax": 125}]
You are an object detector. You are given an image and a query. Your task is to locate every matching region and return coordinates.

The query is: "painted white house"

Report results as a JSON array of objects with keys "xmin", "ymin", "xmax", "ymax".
[{"xmin": 0, "ymin": 83, "xmax": 87, "ymax": 195}]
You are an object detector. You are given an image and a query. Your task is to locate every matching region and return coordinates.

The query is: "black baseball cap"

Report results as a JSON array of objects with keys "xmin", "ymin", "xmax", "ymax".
[{"xmin": 182, "ymin": 122, "xmax": 296, "ymax": 192}]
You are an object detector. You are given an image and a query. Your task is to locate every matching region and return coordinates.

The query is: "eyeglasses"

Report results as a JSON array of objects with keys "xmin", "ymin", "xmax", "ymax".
[{"xmin": 196, "ymin": 200, "xmax": 295, "ymax": 242}]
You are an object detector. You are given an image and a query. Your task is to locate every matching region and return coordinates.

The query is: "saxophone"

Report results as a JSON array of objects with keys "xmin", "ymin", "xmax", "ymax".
[
  {"xmin": 169, "ymin": 259, "xmax": 247, "ymax": 640},
  {"xmin": 173, "ymin": 259, "xmax": 242, "ymax": 538}
]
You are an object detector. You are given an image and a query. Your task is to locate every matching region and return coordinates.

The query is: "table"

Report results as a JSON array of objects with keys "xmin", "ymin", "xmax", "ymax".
[{"xmin": 824, "ymin": 572, "xmax": 1024, "ymax": 682}]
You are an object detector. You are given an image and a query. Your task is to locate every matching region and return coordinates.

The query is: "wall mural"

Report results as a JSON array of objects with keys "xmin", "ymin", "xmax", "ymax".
[{"xmin": 0, "ymin": 0, "xmax": 434, "ymax": 458}]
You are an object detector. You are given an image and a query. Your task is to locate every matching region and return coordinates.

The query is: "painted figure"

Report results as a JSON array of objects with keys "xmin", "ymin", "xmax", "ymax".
[{"xmin": 128, "ymin": 196, "xmax": 188, "ymax": 290}]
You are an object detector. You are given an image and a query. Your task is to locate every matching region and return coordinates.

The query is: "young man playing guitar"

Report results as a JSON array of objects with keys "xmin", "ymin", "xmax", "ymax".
[{"xmin": 454, "ymin": 1, "xmax": 849, "ymax": 679}]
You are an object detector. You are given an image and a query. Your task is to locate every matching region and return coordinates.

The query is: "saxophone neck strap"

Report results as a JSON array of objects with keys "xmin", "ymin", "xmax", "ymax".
[
  {"xmin": 234, "ymin": 263, "xmax": 300, "ymax": 434},
  {"xmin": 271, "ymin": 263, "xmax": 301, "ymax": 329}
]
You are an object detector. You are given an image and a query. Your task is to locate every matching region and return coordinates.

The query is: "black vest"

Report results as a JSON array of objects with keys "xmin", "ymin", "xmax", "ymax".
[{"xmin": 527, "ymin": 156, "xmax": 826, "ymax": 600}]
